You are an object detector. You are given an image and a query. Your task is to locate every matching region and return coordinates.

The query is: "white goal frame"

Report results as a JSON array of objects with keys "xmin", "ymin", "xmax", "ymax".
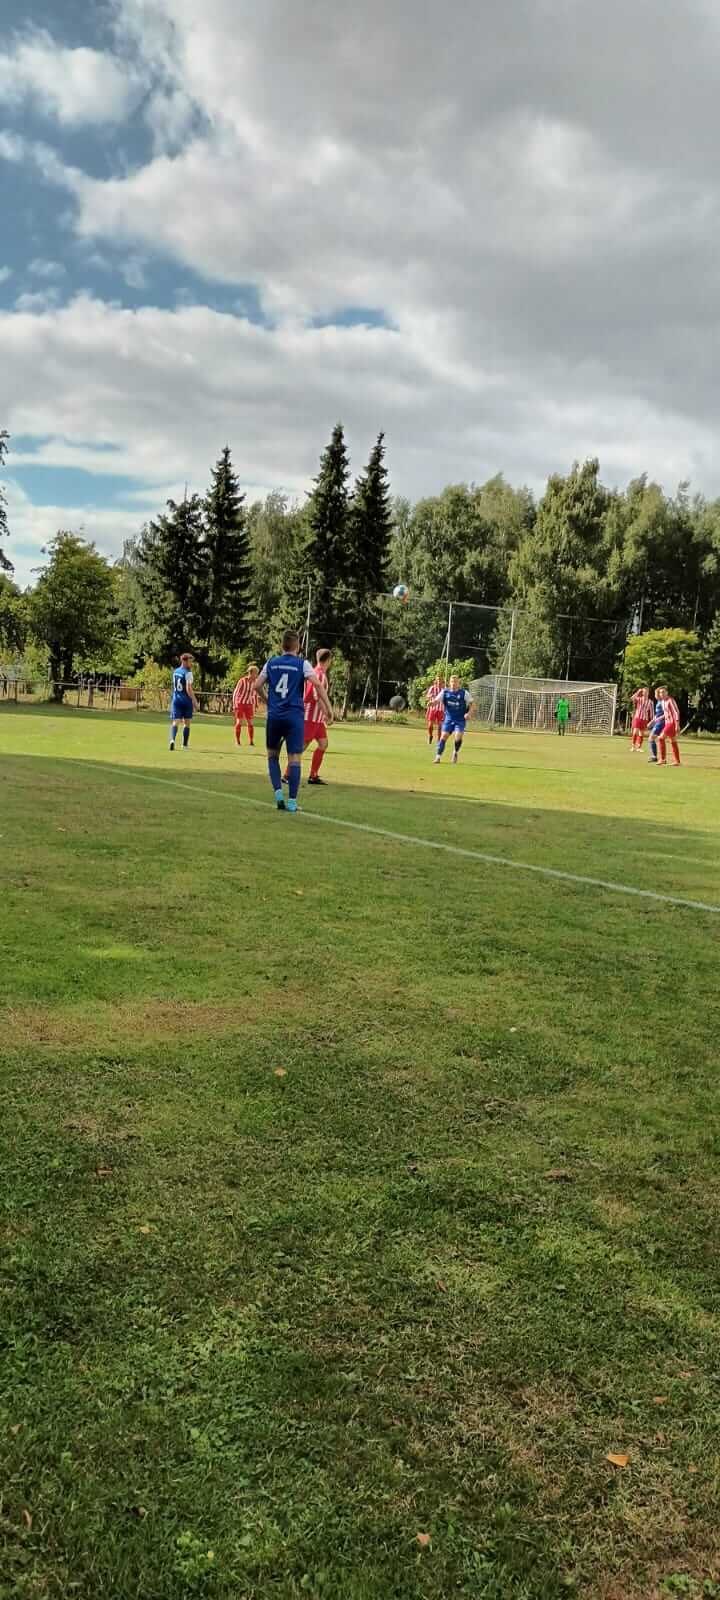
[{"xmin": 470, "ymin": 674, "xmax": 618, "ymax": 735}]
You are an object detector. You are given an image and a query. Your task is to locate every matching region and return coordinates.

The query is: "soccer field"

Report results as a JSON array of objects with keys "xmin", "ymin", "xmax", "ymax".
[{"xmin": 2, "ymin": 705, "xmax": 719, "ymax": 1600}]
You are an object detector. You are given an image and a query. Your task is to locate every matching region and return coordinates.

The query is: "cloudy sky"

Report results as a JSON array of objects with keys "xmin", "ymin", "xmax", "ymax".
[{"xmin": 2, "ymin": 0, "xmax": 720, "ymax": 587}]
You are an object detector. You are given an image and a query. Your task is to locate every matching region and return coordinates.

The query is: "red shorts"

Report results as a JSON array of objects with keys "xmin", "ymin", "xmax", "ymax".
[
  {"xmin": 660, "ymin": 723, "xmax": 679, "ymax": 739},
  {"xmin": 304, "ymin": 721, "xmax": 327, "ymax": 744},
  {"xmin": 426, "ymin": 709, "xmax": 443, "ymax": 725},
  {"xmin": 631, "ymin": 716, "xmax": 650, "ymax": 732},
  {"xmin": 234, "ymin": 705, "xmax": 254, "ymax": 722}
]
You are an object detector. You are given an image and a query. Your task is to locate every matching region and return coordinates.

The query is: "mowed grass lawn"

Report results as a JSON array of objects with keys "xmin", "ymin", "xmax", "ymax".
[{"xmin": 1, "ymin": 704, "xmax": 719, "ymax": 1600}]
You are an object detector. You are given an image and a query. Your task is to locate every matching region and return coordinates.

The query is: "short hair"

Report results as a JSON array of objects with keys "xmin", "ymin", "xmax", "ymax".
[
  {"xmin": 247, "ymin": 662, "xmax": 258, "ymax": 673},
  {"xmin": 316, "ymin": 648, "xmax": 332, "ymax": 666},
  {"xmin": 282, "ymin": 628, "xmax": 300, "ymax": 652},
  {"xmin": 180, "ymin": 652, "xmax": 192, "ymax": 663}
]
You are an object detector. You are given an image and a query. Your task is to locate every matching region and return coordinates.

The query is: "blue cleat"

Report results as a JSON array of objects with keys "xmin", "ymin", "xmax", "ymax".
[
  {"xmin": 275, "ymin": 790, "xmax": 286, "ymax": 810},
  {"xmin": 287, "ymin": 798, "xmax": 298, "ymax": 814}
]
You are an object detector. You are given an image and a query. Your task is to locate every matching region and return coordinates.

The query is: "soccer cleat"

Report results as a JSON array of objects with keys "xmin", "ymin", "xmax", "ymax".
[
  {"xmin": 275, "ymin": 790, "xmax": 286, "ymax": 810},
  {"xmin": 307, "ymin": 775, "xmax": 326, "ymax": 785},
  {"xmin": 287, "ymin": 798, "xmax": 298, "ymax": 813},
  {"xmin": 282, "ymin": 772, "xmax": 289, "ymax": 784},
  {"xmin": 169, "ymin": 741, "xmax": 175, "ymax": 751},
  {"xmin": 434, "ymin": 754, "xmax": 441, "ymax": 764}
]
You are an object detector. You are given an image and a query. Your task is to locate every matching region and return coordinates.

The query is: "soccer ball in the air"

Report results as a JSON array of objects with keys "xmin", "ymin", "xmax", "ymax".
[
  {"xmin": 393, "ymin": 583, "xmax": 410, "ymax": 603},
  {"xmin": 389, "ymin": 694, "xmax": 406, "ymax": 711}
]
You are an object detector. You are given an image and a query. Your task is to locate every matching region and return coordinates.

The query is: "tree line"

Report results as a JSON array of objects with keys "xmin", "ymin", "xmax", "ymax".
[{"xmin": 2, "ymin": 425, "xmax": 720, "ymax": 724}]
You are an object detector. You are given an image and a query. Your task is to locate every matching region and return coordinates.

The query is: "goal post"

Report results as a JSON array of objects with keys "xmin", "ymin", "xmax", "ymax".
[{"xmin": 470, "ymin": 674, "xmax": 618, "ymax": 735}]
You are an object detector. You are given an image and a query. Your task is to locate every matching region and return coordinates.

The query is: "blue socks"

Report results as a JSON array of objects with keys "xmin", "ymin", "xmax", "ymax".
[
  {"xmin": 436, "ymin": 738, "xmax": 446, "ymax": 756},
  {"xmin": 288, "ymin": 763, "xmax": 301, "ymax": 801},
  {"xmin": 182, "ymin": 726, "xmax": 190, "ymax": 747},
  {"xmin": 268, "ymin": 754, "xmax": 282, "ymax": 791}
]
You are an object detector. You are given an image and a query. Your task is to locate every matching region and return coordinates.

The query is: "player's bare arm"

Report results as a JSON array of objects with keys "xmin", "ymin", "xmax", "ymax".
[{"xmin": 307, "ymin": 670, "xmax": 333, "ymax": 723}]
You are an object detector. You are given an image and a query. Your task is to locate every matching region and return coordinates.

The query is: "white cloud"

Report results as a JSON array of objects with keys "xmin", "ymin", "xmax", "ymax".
[
  {"xmin": 4, "ymin": 477, "xmax": 159, "ymax": 590},
  {"xmin": 0, "ymin": 266, "xmax": 12, "ymax": 284},
  {"xmin": 0, "ymin": 30, "xmax": 140, "ymax": 126},
  {"xmin": 14, "ymin": 288, "xmax": 62, "ymax": 313},
  {"xmin": 121, "ymin": 256, "xmax": 148, "ymax": 290},
  {"xmin": 29, "ymin": 259, "xmax": 66, "ymax": 280}
]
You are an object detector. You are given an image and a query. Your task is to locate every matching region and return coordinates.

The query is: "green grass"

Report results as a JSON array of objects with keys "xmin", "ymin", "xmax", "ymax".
[{"xmin": 1, "ymin": 704, "xmax": 719, "ymax": 1600}]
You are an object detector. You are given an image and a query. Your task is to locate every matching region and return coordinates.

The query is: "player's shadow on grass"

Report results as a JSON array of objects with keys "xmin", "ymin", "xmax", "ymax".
[{"xmin": 4, "ymin": 750, "xmax": 718, "ymax": 912}]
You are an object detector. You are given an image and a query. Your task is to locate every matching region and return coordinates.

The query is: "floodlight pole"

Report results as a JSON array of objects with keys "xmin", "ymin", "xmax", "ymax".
[
  {"xmin": 375, "ymin": 599, "xmax": 385, "ymax": 717},
  {"xmin": 503, "ymin": 607, "xmax": 516, "ymax": 727},
  {"xmin": 444, "ymin": 602, "xmax": 453, "ymax": 675},
  {"xmin": 303, "ymin": 581, "xmax": 312, "ymax": 656}
]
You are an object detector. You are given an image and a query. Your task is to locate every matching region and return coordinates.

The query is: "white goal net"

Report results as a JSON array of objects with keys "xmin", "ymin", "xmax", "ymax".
[{"xmin": 470, "ymin": 674, "xmax": 618, "ymax": 734}]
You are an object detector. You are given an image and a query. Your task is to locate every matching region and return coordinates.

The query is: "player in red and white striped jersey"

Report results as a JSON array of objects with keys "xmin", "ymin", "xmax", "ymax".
[
  {"xmin": 425, "ymin": 674, "xmax": 446, "ymax": 745},
  {"xmin": 656, "ymin": 687, "xmax": 681, "ymax": 766},
  {"xmin": 232, "ymin": 665, "xmax": 259, "ymax": 747},
  {"xmin": 282, "ymin": 648, "xmax": 333, "ymax": 786},
  {"xmin": 630, "ymin": 686, "xmax": 654, "ymax": 751}
]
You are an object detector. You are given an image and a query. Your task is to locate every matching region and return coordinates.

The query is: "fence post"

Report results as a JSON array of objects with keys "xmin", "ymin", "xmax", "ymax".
[{"xmin": 136, "ymin": 687, "xmax": 141, "ymax": 711}]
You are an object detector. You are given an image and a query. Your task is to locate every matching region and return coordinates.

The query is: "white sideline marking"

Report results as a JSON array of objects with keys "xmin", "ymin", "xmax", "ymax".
[{"xmin": 77, "ymin": 762, "xmax": 720, "ymax": 917}]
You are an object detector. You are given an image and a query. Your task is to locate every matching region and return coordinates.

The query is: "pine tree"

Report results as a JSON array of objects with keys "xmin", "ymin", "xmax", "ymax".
[
  {"xmin": 200, "ymin": 446, "xmax": 250, "ymax": 680},
  {"xmin": 136, "ymin": 493, "xmax": 205, "ymax": 664},
  {"xmin": 304, "ymin": 422, "xmax": 351, "ymax": 647},
  {"xmin": 351, "ymin": 432, "xmax": 392, "ymax": 596},
  {"xmin": 0, "ymin": 430, "xmax": 12, "ymax": 573}
]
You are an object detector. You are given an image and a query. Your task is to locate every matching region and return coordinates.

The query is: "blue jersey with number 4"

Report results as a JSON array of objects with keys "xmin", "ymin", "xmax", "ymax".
[
  {"xmin": 172, "ymin": 666, "xmax": 192, "ymax": 698},
  {"xmin": 441, "ymin": 688, "xmax": 470, "ymax": 720},
  {"xmin": 265, "ymin": 653, "xmax": 311, "ymax": 716}
]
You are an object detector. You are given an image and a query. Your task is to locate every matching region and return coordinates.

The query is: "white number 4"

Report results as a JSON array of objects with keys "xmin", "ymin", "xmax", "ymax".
[{"xmin": 275, "ymin": 673, "xmax": 290, "ymax": 699}]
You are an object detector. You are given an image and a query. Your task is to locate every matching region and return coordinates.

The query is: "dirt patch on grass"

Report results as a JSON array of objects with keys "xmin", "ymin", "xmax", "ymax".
[{"xmin": 4, "ymin": 999, "xmax": 244, "ymax": 1050}]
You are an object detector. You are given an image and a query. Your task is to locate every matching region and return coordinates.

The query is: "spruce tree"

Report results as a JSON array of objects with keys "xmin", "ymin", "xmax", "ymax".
[
  {"xmin": 304, "ymin": 421, "xmax": 351, "ymax": 646},
  {"xmin": 200, "ymin": 446, "xmax": 250, "ymax": 679},
  {"xmin": 351, "ymin": 432, "xmax": 392, "ymax": 596},
  {"xmin": 136, "ymin": 493, "xmax": 205, "ymax": 663}
]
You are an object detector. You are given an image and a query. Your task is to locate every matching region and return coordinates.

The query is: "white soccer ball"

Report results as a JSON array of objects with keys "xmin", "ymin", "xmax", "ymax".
[{"xmin": 393, "ymin": 583, "xmax": 409, "ymax": 603}]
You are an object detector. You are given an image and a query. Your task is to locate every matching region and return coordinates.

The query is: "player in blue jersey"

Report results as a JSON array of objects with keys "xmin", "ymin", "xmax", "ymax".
[
  {"xmin": 432, "ymin": 674, "xmax": 473, "ymax": 765},
  {"xmin": 169, "ymin": 652, "xmax": 199, "ymax": 750},
  {"xmin": 647, "ymin": 690, "xmax": 665, "ymax": 764},
  {"xmin": 254, "ymin": 629, "xmax": 333, "ymax": 812}
]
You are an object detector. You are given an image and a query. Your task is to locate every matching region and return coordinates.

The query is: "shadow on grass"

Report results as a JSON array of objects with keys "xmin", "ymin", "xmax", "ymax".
[{"xmin": 3, "ymin": 747, "xmax": 719, "ymax": 915}]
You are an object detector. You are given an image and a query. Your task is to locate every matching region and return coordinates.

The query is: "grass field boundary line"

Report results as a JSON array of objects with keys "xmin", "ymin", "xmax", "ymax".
[{"xmin": 70, "ymin": 760, "xmax": 720, "ymax": 917}]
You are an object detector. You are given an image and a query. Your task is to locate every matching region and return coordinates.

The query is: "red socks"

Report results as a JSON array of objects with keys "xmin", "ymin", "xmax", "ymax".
[{"xmin": 310, "ymin": 747, "xmax": 325, "ymax": 779}]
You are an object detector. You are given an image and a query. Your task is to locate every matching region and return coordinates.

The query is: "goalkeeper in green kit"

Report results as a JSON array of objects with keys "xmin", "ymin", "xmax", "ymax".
[{"xmin": 555, "ymin": 695, "xmax": 570, "ymax": 736}]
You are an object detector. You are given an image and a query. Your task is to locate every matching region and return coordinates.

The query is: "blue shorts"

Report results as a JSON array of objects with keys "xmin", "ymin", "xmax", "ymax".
[
  {"xmin": 442, "ymin": 716, "xmax": 466, "ymax": 737},
  {"xmin": 171, "ymin": 695, "xmax": 193, "ymax": 721},
  {"xmin": 649, "ymin": 718, "xmax": 665, "ymax": 737},
  {"xmin": 266, "ymin": 710, "xmax": 305, "ymax": 755}
]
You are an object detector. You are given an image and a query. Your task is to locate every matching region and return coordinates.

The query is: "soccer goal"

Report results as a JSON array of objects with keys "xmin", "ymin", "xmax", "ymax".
[{"xmin": 470, "ymin": 674, "xmax": 618, "ymax": 734}]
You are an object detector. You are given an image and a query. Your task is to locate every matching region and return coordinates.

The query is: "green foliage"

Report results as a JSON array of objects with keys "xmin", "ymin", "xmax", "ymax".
[
  {"xmin": 126, "ymin": 656, "xmax": 170, "ymax": 709},
  {"xmin": 0, "ymin": 572, "xmax": 27, "ymax": 653},
  {"xmin": 135, "ymin": 495, "xmax": 205, "ymax": 667},
  {"xmin": 621, "ymin": 628, "xmax": 704, "ymax": 699},
  {"xmin": 408, "ymin": 656, "xmax": 475, "ymax": 709},
  {"xmin": 698, "ymin": 612, "xmax": 720, "ymax": 731},
  {"xmin": 28, "ymin": 533, "xmax": 118, "ymax": 697}
]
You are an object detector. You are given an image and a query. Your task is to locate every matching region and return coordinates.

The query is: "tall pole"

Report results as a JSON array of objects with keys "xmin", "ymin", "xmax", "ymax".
[
  {"xmin": 304, "ymin": 581, "xmax": 312, "ymax": 656},
  {"xmin": 610, "ymin": 682, "xmax": 618, "ymax": 738},
  {"xmin": 503, "ymin": 607, "xmax": 516, "ymax": 727},
  {"xmin": 375, "ymin": 600, "xmax": 385, "ymax": 717},
  {"xmin": 444, "ymin": 602, "xmax": 453, "ymax": 676}
]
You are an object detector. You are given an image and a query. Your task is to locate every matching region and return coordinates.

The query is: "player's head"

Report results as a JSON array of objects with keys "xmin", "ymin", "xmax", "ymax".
[
  {"xmin": 657, "ymin": 685, "xmax": 668, "ymax": 697},
  {"xmin": 449, "ymin": 673, "xmax": 460, "ymax": 689},
  {"xmin": 282, "ymin": 629, "xmax": 301, "ymax": 655},
  {"xmin": 316, "ymin": 648, "xmax": 332, "ymax": 667},
  {"xmin": 180, "ymin": 652, "xmax": 193, "ymax": 666},
  {"xmin": 247, "ymin": 662, "xmax": 258, "ymax": 678}
]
